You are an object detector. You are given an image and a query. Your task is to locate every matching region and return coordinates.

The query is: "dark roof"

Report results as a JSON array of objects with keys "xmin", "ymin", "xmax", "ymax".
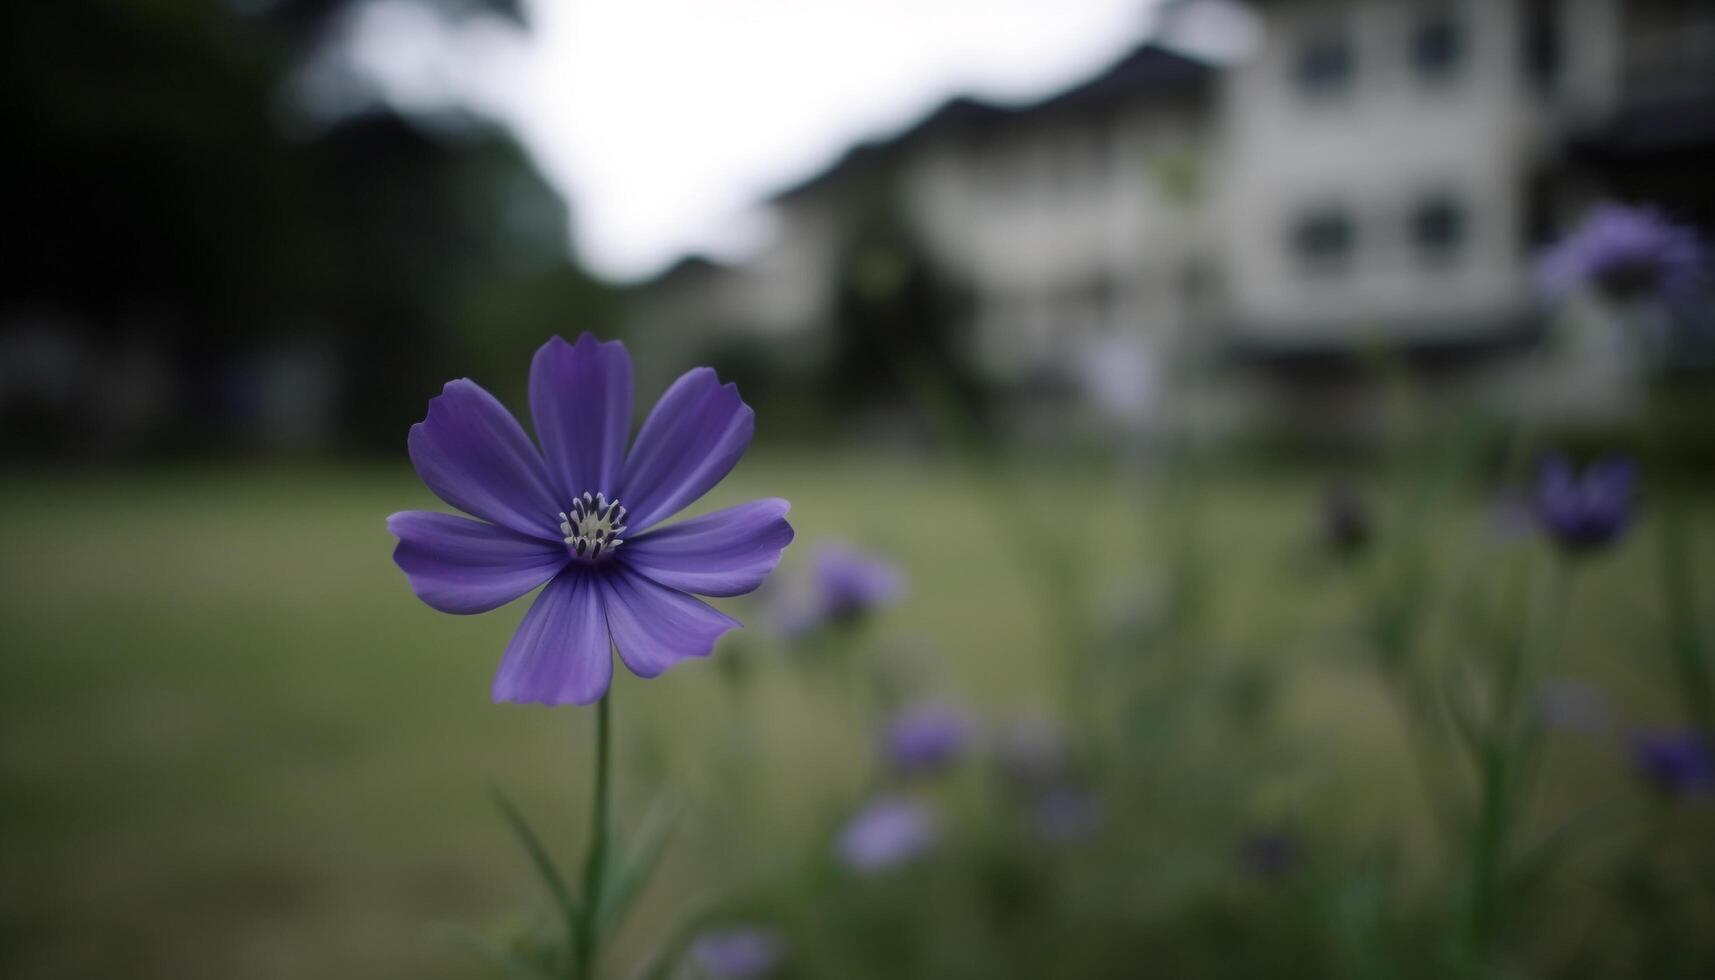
[
  {"xmin": 1029, "ymin": 41, "xmax": 1214, "ymax": 115},
  {"xmin": 769, "ymin": 42, "xmax": 1214, "ymax": 203}
]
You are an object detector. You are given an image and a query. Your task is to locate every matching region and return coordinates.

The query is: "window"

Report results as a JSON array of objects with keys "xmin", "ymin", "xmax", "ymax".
[
  {"xmin": 1290, "ymin": 207, "xmax": 1356, "ymax": 272},
  {"xmin": 1410, "ymin": 194, "xmax": 1467, "ymax": 262},
  {"xmin": 1294, "ymin": 29, "xmax": 1355, "ymax": 96},
  {"xmin": 1411, "ymin": 11, "xmax": 1466, "ymax": 82}
]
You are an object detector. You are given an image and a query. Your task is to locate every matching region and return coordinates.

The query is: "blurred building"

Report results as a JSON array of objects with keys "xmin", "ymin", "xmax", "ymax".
[{"xmin": 629, "ymin": 0, "xmax": 1715, "ymax": 445}]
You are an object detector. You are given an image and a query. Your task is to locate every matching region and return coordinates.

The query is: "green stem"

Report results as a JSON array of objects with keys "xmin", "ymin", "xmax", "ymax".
[
  {"xmin": 1644, "ymin": 388, "xmax": 1714, "ymax": 751},
  {"xmin": 1381, "ymin": 671, "xmax": 1459, "ymax": 844},
  {"xmin": 1461, "ymin": 559, "xmax": 1573, "ymax": 973},
  {"xmin": 577, "ymin": 692, "xmax": 613, "ymax": 980},
  {"xmin": 1657, "ymin": 490, "xmax": 1714, "ymax": 740}
]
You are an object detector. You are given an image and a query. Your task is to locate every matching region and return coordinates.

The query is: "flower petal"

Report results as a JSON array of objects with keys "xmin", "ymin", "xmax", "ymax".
[
  {"xmin": 492, "ymin": 569, "xmax": 613, "ymax": 706},
  {"xmin": 621, "ymin": 499, "xmax": 793, "ymax": 597},
  {"xmin": 529, "ymin": 334, "xmax": 634, "ymax": 501},
  {"xmin": 388, "ymin": 511, "xmax": 568, "ymax": 614},
  {"xmin": 600, "ymin": 567, "xmax": 741, "ymax": 679},
  {"xmin": 409, "ymin": 379, "xmax": 564, "ymax": 539},
  {"xmin": 619, "ymin": 368, "xmax": 754, "ymax": 532}
]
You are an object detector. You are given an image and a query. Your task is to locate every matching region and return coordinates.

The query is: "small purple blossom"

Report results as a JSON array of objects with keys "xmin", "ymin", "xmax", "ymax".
[
  {"xmin": 803, "ymin": 542, "xmax": 904, "ymax": 630},
  {"xmin": 1535, "ymin": 677, "xmax": 1611, "ymax": 734},
  {"xmin": 1031, "ymin": 787, "xmax": 1103, "ymax": 842},
  {"xmin": 689, "ymin": 928, "xmax": 786, "ymax": 980},
  {"xmin": 1240, "ymin": 830, "xmax": 1299, "ymax": 879},
  {"xmin": 836, "ymin": 796, "xmax": 938, "ymax": 872},
  {"xmin": 1534, "ymin": 453, "xmax": 1637, "ymax": 553},
  {"xmin": 1630, "ymin": 731, "xmax": 1715, "ymax": 799},
  {"xmin": 1536, "ymin": 202, "xmax": 1707, "ymax": 305},
  {"xmin": 387, "ymin": 334, "xmax": 794, "ymax": 706},
  {"xmin": 881, "ymin": 704, "xmax": 972, "ymax": 776}
]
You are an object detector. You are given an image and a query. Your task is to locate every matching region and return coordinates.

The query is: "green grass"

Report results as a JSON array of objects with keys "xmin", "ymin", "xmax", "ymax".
[{"xmin": 0, "ymin": 455, "xmax": 1703, "ymax": 978}]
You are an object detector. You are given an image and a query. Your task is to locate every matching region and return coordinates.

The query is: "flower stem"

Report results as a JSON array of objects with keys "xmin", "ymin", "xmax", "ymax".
[
  {"xmin": 1460, "ymin": 558, "xmax": 1572, "ymax": 973},
  {"xmin": 1645, "ymin": 388, "xmax": 1714, "ymax": 752},
  {"xmin": 1656, "ymin": 476, "xmax": 1714, "ymax": 743},
  {"xmin": 576, "ymin": 691, "xmax": 612, "ymax": 980}
]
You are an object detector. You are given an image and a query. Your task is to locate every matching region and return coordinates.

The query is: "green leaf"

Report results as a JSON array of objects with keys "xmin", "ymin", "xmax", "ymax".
[
  {"xmin": 597, "ymin": 793, "xmax": 683, "ymax": 938},
  {"xmin": 490, "ymin": 784, "xmax": 581, "ymax": 932}
]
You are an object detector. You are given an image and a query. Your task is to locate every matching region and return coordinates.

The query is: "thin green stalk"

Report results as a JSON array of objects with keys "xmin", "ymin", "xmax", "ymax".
[
  {"xmin": 1497, "ymin": 562, "xmax": 1573, "ymax": 728},
  {"xmin": 1657, "ymin": 488, "xmax": 1714, "ymax": 740},
  {"xmin": 576, "ymin": 692, "xmax": 613, "ymax": 980},
  {"xmin": 1379, "ymin": 672, "xmax": 1460, "ymax": 844},
  {"xmin": 1644, "ymin": 388, "xmax": 1713, "ymax": 749},
  {"xmin": 1460, "ymin": 559, "xmax": 1573, "ymax": 973},
  {"xmin": 1339, "ymin": 541, "xmax": 1454, "ymax": 840}
]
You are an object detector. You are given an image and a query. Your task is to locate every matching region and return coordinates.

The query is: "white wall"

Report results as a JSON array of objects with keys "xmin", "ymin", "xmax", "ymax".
[
  {"xmin": 1215, "ymin": 0, "xmax": 1546, "ymax": 347},
  {"xmin": 903, "ymin": 100, "xmax": 1212, "ymax": 385}
]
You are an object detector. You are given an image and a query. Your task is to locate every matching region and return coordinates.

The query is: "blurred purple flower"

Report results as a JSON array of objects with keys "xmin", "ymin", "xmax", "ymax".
[
  {"xmin": 1534, "ymin": 453, "xmax": 1637, "ymax": 553},
  {"xmin": 1031, "ymin": 787, "xmax": 1103, "ymax": 842},
  {"xmin": 1630, "ymin": 731, "xmax": 1715, "ymax": 799},
  {"xmin": 776, "ymin": 541, "xmax": 903, "ymax": 637},
  {"xmin": 387, "ymin": 334, "xmax": 794, "ymax": 706},
  {"xmin": 812, "ymin": 541, "xmax": 904, "ymax": 626},
  {"xmin": 1535, "ymin": 677, "xmax": 1611, "ymax": 734},
  {"xmin": 1536, "ymin": 202, "xmax": 1707, "ymax": 305},
  {"xmin": 881, "ymin": 704, "xmax": 972, "ymax": 776},
  {"xmin": 993, "ymin": 717, "xmax": 1067, "ymax": 785},
  {"xmin": 689, "ymin": 928, "xmax": 786, "ymax": 980},
  {"xmin": 1321, "ymin": 482, "xmax": 1370, "ymax": 556},
  {"xmin": 1240, "ymin": 830, "xmax": 1299, "ymax": 879},
  {"xmin": 836, "ymin": 796, "xmax": 938, "ymax": 872}
]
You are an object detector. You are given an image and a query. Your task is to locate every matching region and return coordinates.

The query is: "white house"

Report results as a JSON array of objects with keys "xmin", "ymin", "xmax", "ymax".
[{"xmin": 627, "ymin": 0, "xmax": 1715, "ymax": 442}]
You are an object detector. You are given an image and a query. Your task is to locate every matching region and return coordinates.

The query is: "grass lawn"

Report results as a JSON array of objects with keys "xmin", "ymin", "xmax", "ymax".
[{"xmin": 0, "ymin": 454, "xmax": 1701, "ymax": 978}]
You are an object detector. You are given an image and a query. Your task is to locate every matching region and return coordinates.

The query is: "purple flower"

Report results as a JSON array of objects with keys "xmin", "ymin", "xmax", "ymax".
[
  {"xmin": 1239, "ymin": 830, "xmax": 1299, "ymax": 879},
  {"xmin": 1536, "ymin": 202, "xmax": 1706, "ymax": 305},
  {"xmin": 387, "ymin": 335, "xmax": 794, "ymax": 706},
  {"xmin": 803, "ymin": 541, "xmax": 904, "ymax": 629},
  {"xmin": 1031, "ymin": 787, "xmax": 1102, "ymax": 842},
  {"xmin": 881, "ymin": 704, "xmax": 971, "ymax": 776},
  {"xmin": 1630, "ymin": 730, "xmax": 1715, "ymax": 799},
  {"xmin": 1535, "ymin": 677, "xmax": 1611, "ymax": 734},
  {"xmin": 689, "ymin": 928, "xmax": 786, "ymax": 979},
  {"xmin": 1534, "ymin": 453, "xmax": 1637, "ymax": 553},
  {"xmin": 835, "ymin": 796, "xmax": 938, "ymax": 872}
]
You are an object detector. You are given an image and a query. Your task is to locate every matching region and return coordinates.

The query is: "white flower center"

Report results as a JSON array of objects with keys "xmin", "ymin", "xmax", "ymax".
[{"xmin": 560, "ymin": 492, "xmax": 627, "ymax": 561}]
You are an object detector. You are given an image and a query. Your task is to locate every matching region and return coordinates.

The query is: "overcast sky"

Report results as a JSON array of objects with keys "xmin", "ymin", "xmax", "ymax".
[{"xmin": 337, "ymin": 0, "xmax": 1251, "ymax": 280}]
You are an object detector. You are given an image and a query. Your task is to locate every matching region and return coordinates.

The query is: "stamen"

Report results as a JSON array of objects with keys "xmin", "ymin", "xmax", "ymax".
[{"xmin": 562, "ymin": 492, "xmax": 627, "ymax": 562}]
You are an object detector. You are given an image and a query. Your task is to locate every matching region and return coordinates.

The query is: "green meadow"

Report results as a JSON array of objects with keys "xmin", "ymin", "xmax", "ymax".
[{"xmin": 0, "ymin": 457, "xmax": 1703, "ymax": 978}]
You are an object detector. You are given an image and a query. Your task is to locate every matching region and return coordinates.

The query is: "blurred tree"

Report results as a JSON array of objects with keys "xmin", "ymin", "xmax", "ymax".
[
  {"xmin": 825, "ymin": 178, "xmax": 986, "ymax": 429},
  {"xmin": 0, "ymin": 0, "xmax": 614, "ymax": 455}
]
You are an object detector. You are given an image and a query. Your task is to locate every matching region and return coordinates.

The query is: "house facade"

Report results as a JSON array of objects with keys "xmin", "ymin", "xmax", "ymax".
[{"xmin": 627, "ymin": 0, "xmax": 1715, "ymax": 442}]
